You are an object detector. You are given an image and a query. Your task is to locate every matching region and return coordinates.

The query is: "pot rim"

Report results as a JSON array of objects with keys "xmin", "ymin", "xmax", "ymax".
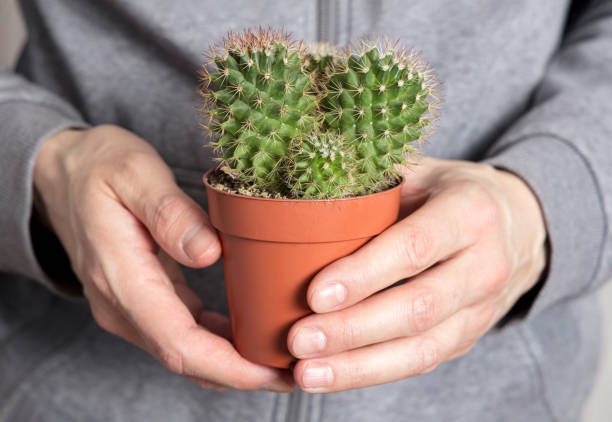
[{"xmin": 202, "ymin": 167, "xmax": 404, "ymax": 202}]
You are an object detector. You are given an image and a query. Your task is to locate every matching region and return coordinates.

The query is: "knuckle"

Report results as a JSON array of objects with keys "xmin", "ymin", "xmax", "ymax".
[
  {"xmin": 462, "ymin": 306, "xmax": 495, "ymax": 340},
  {"xmin": 82, "ymin": 267, "xmax": 116, "ymax": 305},
  {"xmin": 90, "ymin": 306, "xmax": 116, "ymax": 335},
  {"xmin": 77, "ymin": 170, "xmax": 107, "ymax": 202},
  {"xmin": 231, "ymin": 377, "xmax": 258, "ymax": 391},
  {"xmin": 343, "ymin": 357, "xmax": 368, "ymax": 388},
  {"xmin": 459, "ymin": 181, "xmax": 501, "ymax": 229},
  {"xmin": 86, "ymin": 124, "xmax": 120, "ymax": 145},
  {"xmin": 481, "ymin": 254, "xmax": 512, "ymax": 295},
  {"xmin": 399, "ymin": 224, "xmax": 433, "ymax": 271},
  {"xmin": 459, "ymin": 179, "xmax": 489, "ymax": 202},
  {"xmin": 70, "ymin": 252, "xmax": 89, "ymax": 282},
  {"xmin": 495, "ymin": 255, "xmax": 513, "ymax": 284},
  {"xmin": 475, "ymin": 306, "xmax": 497, "ymax": 334},
  {"xmin": 407, "ymin": 289, "xmax": 439, "ymax": 333},
  {"xmin": 453, "ymin": 342, "xmax": 476, "ymax": 359},
  {"xmin": 337, "ymin": 314, "xmax": 361, "ymax": 349},
  {"xmin": 497, "ymin": 255, "xmax": 514, "ymax": 281},
  {"xmin": 157, "ymin": 345, "xmax": 185, "ymax": 375},
  {"xmin": 114, "ymin": 150, "xmax": 153, "ymax": 181},
  {"xmin": 148, "ymin": 193, "xmax": 189, "ymax": 241},
  {"xmin": 87, "ymin": 267, "xmax": 119, "ymax": 305},
  {"xmin": 414, "ymin": 337, "xmax": 440, "ymax": 374},
  {"xmin": 194, "ymin": 379, "xmax": 216, "ymax": 390},
  {"xmin": 93, "ymin": 123, "xmax": 120, "ymax": 136}
]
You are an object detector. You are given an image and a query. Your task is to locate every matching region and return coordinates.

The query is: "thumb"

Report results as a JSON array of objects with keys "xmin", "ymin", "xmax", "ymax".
[
  {"xmin": 396, "ymin": 156, "xmax": 446, "ymax": 217},
  {"xmin": 398, "ymin": 156, "xmax": 447, "ymax": 191},
  {"xmin": 110, "ymin": 156, "xmax": 221, "ymax": 268}
]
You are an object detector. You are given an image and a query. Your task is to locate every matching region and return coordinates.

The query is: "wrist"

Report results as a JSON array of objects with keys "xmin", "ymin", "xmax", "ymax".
[
  {"xmin": 496, "ymin": 168, "xmax": 548, "ymax": 290},
  {"xmin": 33, "ymin": 128, "xmax": 85, "ymax": 227}
]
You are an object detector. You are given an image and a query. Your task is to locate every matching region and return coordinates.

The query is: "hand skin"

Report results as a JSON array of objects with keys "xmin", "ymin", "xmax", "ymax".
[
  {"xmin": 288, "ymin": 157, "xmax": 547, "ymax": 393},
  {"xmin": 33, "ymin": 125, "xmax": 295, "ymax": 393}
]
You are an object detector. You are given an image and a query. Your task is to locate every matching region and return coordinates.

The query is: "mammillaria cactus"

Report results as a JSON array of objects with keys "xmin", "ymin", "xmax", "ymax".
[
  {"xmin": 287, "ymin": 132, "xmax": 354, "ymax": 198},
  {"xmin": 319, "ymin": 42, "xmax": 437, "ymax": 192},
  {"xmin": 200, "ymin": 28, "xmax": 438, "ymax": 199}
]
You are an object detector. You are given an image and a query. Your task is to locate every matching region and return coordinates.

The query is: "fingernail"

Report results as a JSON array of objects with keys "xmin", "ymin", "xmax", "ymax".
[
  {"xmin": 311, "ymin": 282, "xmax": 347, "ymax": 311},
  {"xmin": 292, "ymin": 327, "xmax": 326, "ymax": 357},
  {"xmin": 182, "ymin": 222, "xmax": 217, "ymax": 262},
  {"xmin": 262, "ymin": 379, "xmax": 295, "ymax": 393},
  {"xmin": 302, "ymin": 362, "xmax": 333, "ymax": 390}
]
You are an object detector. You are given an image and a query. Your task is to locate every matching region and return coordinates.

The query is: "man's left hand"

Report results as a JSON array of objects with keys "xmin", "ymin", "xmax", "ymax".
[{"xmin": 288, "ymin": 157, "xmax": 547, "ymax": 392}]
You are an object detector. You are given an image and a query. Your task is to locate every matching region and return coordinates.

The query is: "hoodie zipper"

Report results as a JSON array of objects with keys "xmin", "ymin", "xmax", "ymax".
[{"xmin": 317, "ymin": 0, "xmax": 334, "ymax": 43}]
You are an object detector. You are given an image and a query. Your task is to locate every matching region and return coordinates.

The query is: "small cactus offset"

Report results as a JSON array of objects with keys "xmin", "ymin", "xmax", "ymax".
[
  {"xmin": 200, "ymin": 28, "xmax": 439, "ymax": 199},
  {"xmin": 286, "ymin": 132, "xmax": 355, "ymax": 199}
]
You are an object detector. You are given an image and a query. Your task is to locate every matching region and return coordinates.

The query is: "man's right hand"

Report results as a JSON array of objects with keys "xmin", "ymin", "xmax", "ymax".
[{"xmin": 33, "ymin": 124, "xmax": 294, "ymax": 393}]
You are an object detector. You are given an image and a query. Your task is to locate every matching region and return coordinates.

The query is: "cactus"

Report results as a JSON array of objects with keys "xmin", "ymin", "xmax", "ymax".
[
  {"xmin": 319, "ymin": 41, "xmax": 438, "ymax": 192},
  {"xmin": 302, "ymin": 41, "xmax": 339, "ymax": 80},
  {"xmin": 200, "ymin": 29, "xmax": 318, "ymax": 191},
  {"xmin": 286, "ymin": 132, "xmax": 355, "ymax": 199},
  {"xmin": 200, "ymin": 29, "xmax": 438, "ymax": 199}
]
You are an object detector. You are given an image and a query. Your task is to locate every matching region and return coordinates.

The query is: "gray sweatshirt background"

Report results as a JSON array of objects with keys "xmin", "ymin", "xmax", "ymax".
[{"xmin": 1, "ymin": 0, "xmax": 612, "ymax": 421}]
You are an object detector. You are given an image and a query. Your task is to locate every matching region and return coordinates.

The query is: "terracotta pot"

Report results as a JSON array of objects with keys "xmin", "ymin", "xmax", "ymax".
[{"xmin": 203, "ymin": 170, "xmax": 403, "ymax": 368}]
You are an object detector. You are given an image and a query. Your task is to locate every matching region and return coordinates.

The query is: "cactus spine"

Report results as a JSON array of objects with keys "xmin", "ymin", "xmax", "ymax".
[
  {"xmin": 201, "ymin": 29, "xmax": 318, "ymax": 191},
  {"xmin": 319, "ymin": 41, "xmax": 438, "ymax": 192},
  {"xmin": 287, "ymin": 132, "xmax": 354, "ymax": 198},
  {"xmin": 200, "ymin": 29, "xmax": 438, "ymax": 199}
]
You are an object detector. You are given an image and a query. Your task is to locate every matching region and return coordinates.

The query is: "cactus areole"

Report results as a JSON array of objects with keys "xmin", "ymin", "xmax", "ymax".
[
  {"xmin": 199, "ymin": 28, "xmax": 438, "ymax": 368},
  {"xmin": 200, "ymin": 28, "xmax": 439, "ymax": 199}
]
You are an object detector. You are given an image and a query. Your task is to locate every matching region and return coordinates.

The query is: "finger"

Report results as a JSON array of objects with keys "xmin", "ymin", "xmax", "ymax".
[
  {"xmin": 187, "ymin": 376, "xmax": 231, "ymax": 392},
  {"xmin": 85, "ymin": 194, "xmax": 292, "ymax": 391},
  {"xmin": 158, "ymin": 249, "xmax": 187, "ymax": 285},
  {"xmin": 84, "ymin": 253, "xmax": 199, "ymax": 354},
  {"xmin": 82, "ymin": 249, "xmax": 176, "ymax": 353},
  {"xmin": 396, "ymin": 157, "xmax": 445, "ymax": 216},
  {"xmin": 447, "ymin": 342, "xmax": 476, "ymax": 361},
  {"xmin": 107, "ymin": 249, "xmax": 293, "ymax": 391},
  {"xmin": 159, "ymin": 250, "xmax": 203, "ymax": 316},
  {"xmin": 307, "ymin": 185, "xmax": 481, "ymax": 313},
  {"xmin": 291, "ymin": 243, "xmax": 512, "ymax": 358},
  {"xmin": 289, "ymin": 255, "xmax": 473, "ymax": 358},
  {"xmin": 110, "ymin": 156, "xmax": 221, "ymax": 268},
  {"xmin": 434, "ymin": 301, "xmax": 499, "ymax": 361},
  {"xmin": 84, "ymin": 283, "xmax": 149, "ymax": 350},
  {"xmin": 197, "ymin": 310, "xmax": 233, "ymax": 341},
  {"xmin": 88, "ymin": 276, "xmax": 293, "ymax": 392},
  {"xmin": 293, "ymin": 310, "xmax": 465, "ymax": 393},
  {"xmin": 156, "ymin": 250, "xmax": 206, "ymax": 318},
  {"xmin": 173, "ymin": 283, "xmax": 205, "ymax": 318},
  {"xmin": 89, "ymin": 200, "xmax": 291, "ymax": 391}
]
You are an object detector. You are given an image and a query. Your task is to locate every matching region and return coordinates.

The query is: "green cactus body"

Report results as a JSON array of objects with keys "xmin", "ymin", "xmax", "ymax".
[
  {"xmin": 321, "ymin": 44, "xmax": 436, "ymax": 190},
  {"xmin": 287, "ymin": 132, "xmax": 355, "ymax": 199},
  {"xmin": 302, "ymin": 41, "xmax": 339, "ymax": 80},
  {"xmin": 200, "ymin": 30, "xmax": 439, "ymax": 199},
  {"xmin": 202, "ymin": 30, "xmax": 318, "ymax": 190}
]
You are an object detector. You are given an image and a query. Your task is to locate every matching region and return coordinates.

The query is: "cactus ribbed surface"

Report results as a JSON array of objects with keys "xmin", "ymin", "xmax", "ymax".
[
  {"xmin": 320, "ymin": 44, "xmax": 436, "ymax": 190},
  {"xmin": 287, "ymin": 132, "xmax": 354, "ymax": 198},
  {"xmin": 200, "ymin": 29, "xmax": 438, "ymax": 199},
  {"xmin": 201, "ymin": 30, "xmax": 318, "ymax": 190}
]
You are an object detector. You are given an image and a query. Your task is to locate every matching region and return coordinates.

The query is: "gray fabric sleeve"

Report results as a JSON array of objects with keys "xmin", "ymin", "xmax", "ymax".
[
  {"xmin": 0, "ymin": 70, "xmax": 89, "ymax": 295},
  {"xmin": 483, "ymin": 0, "xmax": 612, "ymax": 318}
]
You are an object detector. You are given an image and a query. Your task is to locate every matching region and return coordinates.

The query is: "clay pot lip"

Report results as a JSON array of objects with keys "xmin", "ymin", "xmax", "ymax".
[{"xmin": 203, "ymin": 168, "xmax": 404, "ymax": 202}]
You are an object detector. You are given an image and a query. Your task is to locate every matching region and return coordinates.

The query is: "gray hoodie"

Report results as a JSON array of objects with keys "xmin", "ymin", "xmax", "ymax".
[{"xmin": 0, "ymin": 0, "xmax": 610, "ymax": 421}]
